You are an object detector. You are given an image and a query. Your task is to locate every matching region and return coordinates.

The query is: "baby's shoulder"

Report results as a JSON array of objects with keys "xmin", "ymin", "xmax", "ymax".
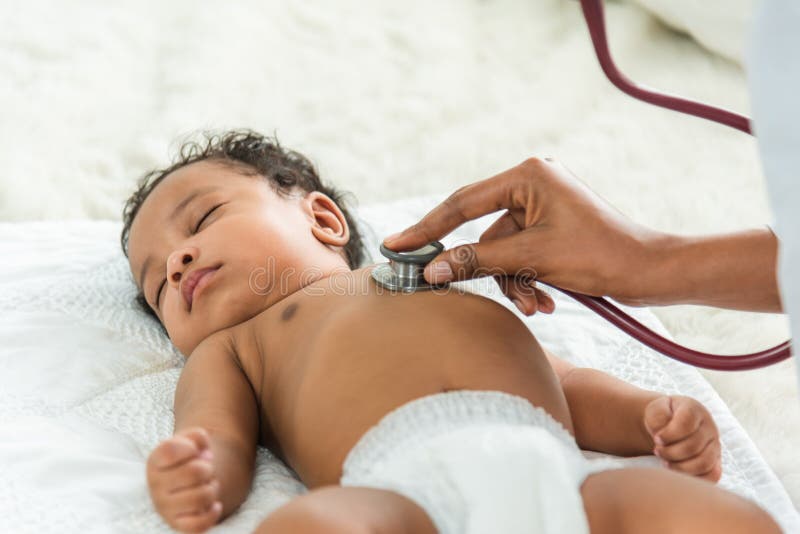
[
  {"xmin": 187, "ymin": 329, "xmax": 237, "ymax": 363},
  {"xmin": 182, "ymin": 328, "xmax": 265, "ymax": 392}
]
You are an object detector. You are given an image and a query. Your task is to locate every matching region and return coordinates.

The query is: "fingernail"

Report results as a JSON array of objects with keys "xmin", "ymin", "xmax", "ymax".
[
  {"xmin": 655, "ymin": 435, "xmax": 664, "ymax": 446},
  {"xmin": 512, "ymin": 299, "xmax": 525, "ymax": 314},
  {"xmin": 384, "ymin": 232, "xmax": 402, "ymax": 243},
  {"xmin": 213, "ymin": 501, "xmax": 223, "ymax": 513},
  {"xmin": 426, "ymin": 261, "xmax": 453, "ymax": 283},
  {"xmin": 199, "ymin": 449, "xmax": 213, "ymax": 461},
  {"xmin": 653, "ymin": 448, "xmax": 661, "ymax": 458}
]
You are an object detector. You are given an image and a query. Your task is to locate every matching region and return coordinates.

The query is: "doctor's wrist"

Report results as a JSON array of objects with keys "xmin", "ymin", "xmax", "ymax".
[
  {"xmin": 607, "ymin": 230, "xmax": 682, "ymax": 307},
  {"xmin": 621, "ymin": 228, "xmax": 782, "ymax": 311},
  {"xmin": 640, "ymin": 232, "xmax": 696, "ymax": 306}
]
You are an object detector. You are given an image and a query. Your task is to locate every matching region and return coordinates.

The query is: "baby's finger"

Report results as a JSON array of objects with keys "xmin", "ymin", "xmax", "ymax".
[
  {"xmin": 656, "ymin": 426, "xmax": 714, "ymax": 462},
  {"xmin": 655, "ymin": 400, "xmax": 703, "ymax": 445},
  {"xmin": 674, "ymin": 455, "xmax": 723, "ymax": 484},
  {"xmin": 168, "ymin": 479, "xmax": 220, "ymax": 518},
  {"xmin": 173, "ymin": 501, "xmax": 223, "ymax": 534},
  {"xmin": 643, "ymin": 396, "xmax": 673, "ymax": 438},
  {"xmin": 702, "ymin": 459, "xmax": 723, "ymax": 483},
  {"xmin": 179, "ymin": 427, "xmax": 211, "ymax": 453},
  {"xmin": 149, "ymin": 436, "xmax": 202, "ymax": 470},
  {"xmin": 665, "ymin": 438, "xmax": 720, "ymax": 479},
  {"xmin": 167, "ymin": 458, "xmax": 215, "ymax": 493}
]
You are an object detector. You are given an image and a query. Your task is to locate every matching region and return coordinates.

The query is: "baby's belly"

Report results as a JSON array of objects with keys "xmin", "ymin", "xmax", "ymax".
[{"xmin": 271, "ymin": 293, "xmax": 572, "ymax": 488}]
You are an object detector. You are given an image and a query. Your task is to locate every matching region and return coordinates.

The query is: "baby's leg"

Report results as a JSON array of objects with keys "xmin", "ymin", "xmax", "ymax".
[
  {"xmin": 580, "ymin": 467, "xmax": 781, "ymax": 534},
  {"xmin": 253, "ymin": 485, "xmax": 437, "ymax": 534}
]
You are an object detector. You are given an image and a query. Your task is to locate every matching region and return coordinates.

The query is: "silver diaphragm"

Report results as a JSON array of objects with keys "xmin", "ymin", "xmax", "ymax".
[{"xmin": 371, "ymin": 241, "xmax": 446, "ymax": 292}]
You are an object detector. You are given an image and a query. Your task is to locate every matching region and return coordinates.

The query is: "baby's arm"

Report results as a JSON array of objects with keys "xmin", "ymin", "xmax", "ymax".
[
  {"xmin": 545, "ymin": 349, "xmax": 659, "ymax": 456},
  {"xmin": 545, "ymin": 349, "xmax": 722, "ymax": 481},
  {"xmin": 146, "ymin": 332, "xmax": 259, "ymax": 532}
]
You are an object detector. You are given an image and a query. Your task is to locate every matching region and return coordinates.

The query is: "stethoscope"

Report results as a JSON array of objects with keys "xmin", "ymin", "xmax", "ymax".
[
  {"xmin": 372, "ymin": 242, "xmax": 445, "ymax": 292},
  {"xmin": 372, "ymin": 0, "xmax": 792, "ymax": 371}
]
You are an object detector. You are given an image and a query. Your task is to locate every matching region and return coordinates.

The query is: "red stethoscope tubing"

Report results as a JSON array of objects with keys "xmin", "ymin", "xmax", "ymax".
[
  {"xmin": 579, "ymin": 0, "xmax": 752, "ymax": 135},
  {"xmin": 551, "ymin": 0, "xmax": 793, "ymax": 370},
  {"xmin": 554, "ymin": 284, "xmax": 791, "ymax": 371}
]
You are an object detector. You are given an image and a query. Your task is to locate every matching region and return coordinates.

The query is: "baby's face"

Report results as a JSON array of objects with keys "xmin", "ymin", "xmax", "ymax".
[{"xmin": 127, "ymin": 160, "xmax": 350, "ymax": 356}]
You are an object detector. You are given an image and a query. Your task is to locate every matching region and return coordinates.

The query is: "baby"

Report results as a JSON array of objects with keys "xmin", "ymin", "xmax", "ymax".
[{"xmin": 121, "ymin": 130, "xmax": 780, "ymax": 534}]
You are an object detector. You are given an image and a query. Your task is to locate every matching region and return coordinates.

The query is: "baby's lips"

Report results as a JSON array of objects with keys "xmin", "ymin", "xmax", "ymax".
[
  {"xmin": 181, "ymin": 265, "xmax": 220, "ymax": 310},
  {"xmin": 199, "ymin": 449, "xmax": 214, "ymax": 461}
]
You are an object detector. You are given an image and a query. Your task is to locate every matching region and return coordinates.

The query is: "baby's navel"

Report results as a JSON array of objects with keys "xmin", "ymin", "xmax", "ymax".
[{"xmin": 281, "ymin": 302, "xmax": 298, "ymax": 321}]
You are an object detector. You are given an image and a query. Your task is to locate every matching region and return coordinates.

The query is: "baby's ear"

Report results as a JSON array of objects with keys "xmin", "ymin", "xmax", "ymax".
[{"xmin": 304, "ymin": 191, "xmax": 350, "ymax": 246}]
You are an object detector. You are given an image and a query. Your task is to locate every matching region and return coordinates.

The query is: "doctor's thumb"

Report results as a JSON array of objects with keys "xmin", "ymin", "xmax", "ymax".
[
  {"xmin": 423, "ymin": 238, "xmax": 526, "ymax": 285},
  {"xmin": 424, "ymin": 243, "xmax": 484, "ymax": 284}
]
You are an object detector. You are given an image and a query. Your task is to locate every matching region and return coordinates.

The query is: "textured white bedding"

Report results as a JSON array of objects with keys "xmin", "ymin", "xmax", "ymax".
[{"xmin": 0, "ymin": 202, "xmax": 797, "ymax": 532}]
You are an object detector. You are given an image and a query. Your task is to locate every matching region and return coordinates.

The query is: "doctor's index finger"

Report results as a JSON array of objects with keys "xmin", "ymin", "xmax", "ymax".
[{"xmin": 383, "ymin": 161, "xmax": 536, "ymax": 251}]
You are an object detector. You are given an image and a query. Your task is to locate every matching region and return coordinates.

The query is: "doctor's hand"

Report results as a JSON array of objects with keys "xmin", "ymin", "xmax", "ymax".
[{"xmin": 383, "ymin": 157, "xmax": 665, "ymax": 315}]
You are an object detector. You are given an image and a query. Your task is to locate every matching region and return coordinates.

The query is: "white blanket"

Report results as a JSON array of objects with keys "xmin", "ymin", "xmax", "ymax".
[{"xmin": 1, "ymin": 197, "xmax": 798, "ymax": 532}]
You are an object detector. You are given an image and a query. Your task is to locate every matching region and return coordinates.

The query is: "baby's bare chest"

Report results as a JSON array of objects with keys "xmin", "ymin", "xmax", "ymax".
[{"xmin": 236, "ymin": 290, "xmax": 564, "ymax": 486}]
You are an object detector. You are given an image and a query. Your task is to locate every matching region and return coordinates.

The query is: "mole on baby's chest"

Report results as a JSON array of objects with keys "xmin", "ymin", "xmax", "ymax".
[{"xmin": 281, "ymin": 302, "xmax": 298, "ymax": 321}]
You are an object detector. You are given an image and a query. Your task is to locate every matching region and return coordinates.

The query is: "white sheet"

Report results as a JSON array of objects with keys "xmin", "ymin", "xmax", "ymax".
[{"xmin": 1, "ymin": 196, "xmax": 798, "ymax": 532}]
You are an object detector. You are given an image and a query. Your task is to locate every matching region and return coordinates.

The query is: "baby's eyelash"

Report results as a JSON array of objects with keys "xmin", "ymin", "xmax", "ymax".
[
  {"xmin": 156, "ymin": 279, "xmax": 166, "ymax": 308},
  {"xmin": 194, "ymin": 204, "xmax": 222, "ymax": 233}
]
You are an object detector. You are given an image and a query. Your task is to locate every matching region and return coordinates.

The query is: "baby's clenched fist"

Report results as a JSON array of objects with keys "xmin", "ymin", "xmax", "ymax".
[
  {"xmin": 147, "ymin": 427, "xmax": 223, "ymax": 533},
  {"xmin": 643, "ymin": 395, "xmax": 722, "ymax": 483}
]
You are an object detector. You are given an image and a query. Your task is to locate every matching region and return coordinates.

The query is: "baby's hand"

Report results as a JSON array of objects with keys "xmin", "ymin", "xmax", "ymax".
[
  {"xmin": 643, "ymin": 395, "xmax": 722, "ymax": 483},
  {"xmin": 146, "ymin": 427, "xmax": 223, "ymax": 533}
]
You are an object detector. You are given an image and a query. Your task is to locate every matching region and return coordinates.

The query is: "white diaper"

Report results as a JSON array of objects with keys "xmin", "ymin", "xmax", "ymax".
[{"xmin": 340, "ymin": 390, "xmax": 626, "ymax": 534}]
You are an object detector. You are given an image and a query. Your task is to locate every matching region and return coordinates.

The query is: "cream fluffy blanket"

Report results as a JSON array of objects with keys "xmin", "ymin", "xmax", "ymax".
[{"xmin": 0, "ymin": 0, "xmax": 796, "ymax": 511}]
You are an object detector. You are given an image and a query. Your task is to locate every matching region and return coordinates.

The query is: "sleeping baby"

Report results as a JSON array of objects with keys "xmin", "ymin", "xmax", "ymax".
[{"xmin": 121, "ymin": 130, "xmax": 780, "ymax": 534}]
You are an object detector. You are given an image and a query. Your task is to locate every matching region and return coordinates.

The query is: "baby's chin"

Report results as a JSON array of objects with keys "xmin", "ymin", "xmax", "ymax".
[{"xmin": 165, "ymin": 318, "xmax": 239, "ymax": 356}]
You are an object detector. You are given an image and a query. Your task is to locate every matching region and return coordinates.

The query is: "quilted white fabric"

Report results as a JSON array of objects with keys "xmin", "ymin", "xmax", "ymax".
[{"xmin": 1, "ymin": 196, "xmax": 798, "ymax": 532}]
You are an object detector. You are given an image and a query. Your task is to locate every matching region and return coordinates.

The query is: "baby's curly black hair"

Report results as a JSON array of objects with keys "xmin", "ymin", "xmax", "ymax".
[{"xmin": 120, "ymin": 129, "xmax": 365, "ymax": 325}]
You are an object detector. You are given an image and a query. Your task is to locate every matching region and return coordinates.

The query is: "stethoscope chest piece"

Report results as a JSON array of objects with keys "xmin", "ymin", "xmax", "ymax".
[{"xmin": 371, "ymin": 241, "xmax": 445, "ymax": 293}]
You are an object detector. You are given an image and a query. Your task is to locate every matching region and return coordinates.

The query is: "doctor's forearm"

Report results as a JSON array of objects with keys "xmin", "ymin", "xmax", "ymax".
[{"xmin": 635, "ymin": 227, "xmax": 782, "ymax": 312}]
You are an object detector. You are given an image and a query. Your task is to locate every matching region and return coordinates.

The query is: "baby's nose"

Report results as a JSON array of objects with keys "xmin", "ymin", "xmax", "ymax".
[
  {"xmin": 167, "ymin": 247, "xmax": 199, "ymax": 284},
  {"xmin": 171, "ymin": 254, "xmax": 193, "ymax": 282}
]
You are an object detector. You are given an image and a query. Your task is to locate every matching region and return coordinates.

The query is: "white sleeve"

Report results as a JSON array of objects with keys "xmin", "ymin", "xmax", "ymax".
[{"xmin": 747, "ymin": 0, "xmax": 800, "ymax": 390}]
